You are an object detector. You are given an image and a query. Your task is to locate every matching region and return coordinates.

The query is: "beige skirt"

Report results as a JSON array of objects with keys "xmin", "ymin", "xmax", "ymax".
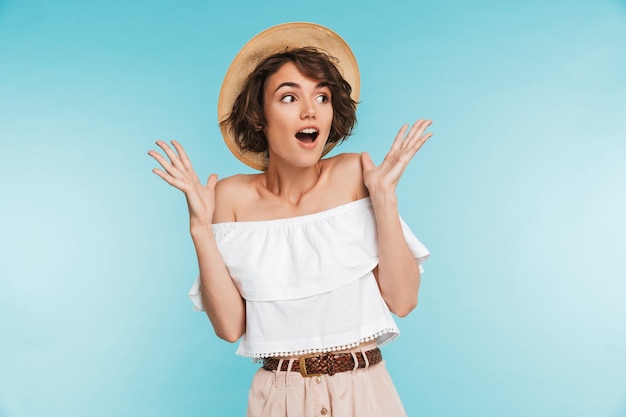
[{"xmin": 246, "ymin": 348, "xmax": 407, "ymax": 417}]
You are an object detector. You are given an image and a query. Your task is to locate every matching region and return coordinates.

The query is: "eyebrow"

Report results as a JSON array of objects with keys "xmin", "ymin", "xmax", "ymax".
[{"xmin": 273, "ymin": 81, "xmax": 329, "ymax": 94}]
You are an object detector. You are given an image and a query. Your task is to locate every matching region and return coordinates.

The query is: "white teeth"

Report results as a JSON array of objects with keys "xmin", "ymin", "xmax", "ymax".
[{"xmin": 298, "ymin": 128, "xmax": 318, "ymax": 134}]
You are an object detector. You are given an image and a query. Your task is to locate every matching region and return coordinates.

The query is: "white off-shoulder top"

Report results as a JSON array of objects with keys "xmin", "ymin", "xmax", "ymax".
[{"xmin": 189, "ymin": 197, "xmax": 430, "ymax": 358}]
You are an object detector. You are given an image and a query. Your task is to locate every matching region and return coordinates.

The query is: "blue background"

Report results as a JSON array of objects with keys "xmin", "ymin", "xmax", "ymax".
[{"xmin": 1, "ymin": 0, "xmax": 625, "ymax": 416}]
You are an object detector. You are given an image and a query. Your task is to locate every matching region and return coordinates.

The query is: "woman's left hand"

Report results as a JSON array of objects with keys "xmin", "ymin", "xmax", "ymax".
[{"xmin": 361, "ymin": 119, "xmax": 433, "ymax": 198}]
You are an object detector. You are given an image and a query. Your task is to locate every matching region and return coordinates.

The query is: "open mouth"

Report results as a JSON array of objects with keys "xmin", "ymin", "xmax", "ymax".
[{"xmin": 295, "ymin": 128, "xmax": 319, "ymax": 143}]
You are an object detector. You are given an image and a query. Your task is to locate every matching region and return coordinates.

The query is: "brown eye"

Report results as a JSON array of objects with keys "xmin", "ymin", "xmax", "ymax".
[
  {"xmin": 315, "ymin": 94, "xmax": 329, "ymax": 103},
  {"xmin": 280, "ymin": 94, "xmax": 296, "ymax": 103}
]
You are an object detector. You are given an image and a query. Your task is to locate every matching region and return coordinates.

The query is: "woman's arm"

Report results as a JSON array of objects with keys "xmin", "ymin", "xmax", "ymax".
[
  {"xmin": 369, "ymin": 195, "xmax": 420, "ymax": 317},
  {"xmin": 148, "ymin": 140, "xmax": 245, "ymax": 342},
  {"xmin": 361, "ymin": 120, "xmax": 433, "ymax": 317},
  {"xmin": 190, "ymin": 217, "xmax": 246, "ymax": 342}
]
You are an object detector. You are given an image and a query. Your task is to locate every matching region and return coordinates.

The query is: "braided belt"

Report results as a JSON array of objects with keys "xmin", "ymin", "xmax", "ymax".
[{"xmin": 262, "ymin": 348, "xmax": 382, "ymax": 377}]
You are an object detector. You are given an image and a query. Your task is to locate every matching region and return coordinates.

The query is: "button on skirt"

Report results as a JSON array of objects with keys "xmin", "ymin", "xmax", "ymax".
[{"xmin": 246, "ymin": 360, "xmax": 407, "ymax": 417}]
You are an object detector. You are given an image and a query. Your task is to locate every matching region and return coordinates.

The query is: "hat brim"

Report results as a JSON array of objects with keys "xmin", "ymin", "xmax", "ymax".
[{"xmin": 218, "ymin": 22, "xmax": 360, "ymax": 171}]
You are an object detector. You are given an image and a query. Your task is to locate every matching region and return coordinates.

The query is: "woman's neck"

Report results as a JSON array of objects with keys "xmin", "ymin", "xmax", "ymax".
[{"xmin": 262, "ymin": 160, "xmax": 324, "ymax": 206}]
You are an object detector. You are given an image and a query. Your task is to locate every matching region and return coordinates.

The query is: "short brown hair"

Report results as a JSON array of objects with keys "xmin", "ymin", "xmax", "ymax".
[{"xmin": 221, "ymin": 47, "xmax": 358, "ymax": 156}]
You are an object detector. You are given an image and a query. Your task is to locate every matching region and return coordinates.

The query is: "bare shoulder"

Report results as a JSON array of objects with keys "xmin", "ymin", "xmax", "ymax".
[
  {"xmin": 213, "ymin": 174, "xmax": 260, "ymax": 223},
  {"xmin": 323, "ymin": 153, "xmax": 369, "ymax": 199},
  {"xmin": 323, "ymin": 152, "xmax": 362, "ymax": 176}
]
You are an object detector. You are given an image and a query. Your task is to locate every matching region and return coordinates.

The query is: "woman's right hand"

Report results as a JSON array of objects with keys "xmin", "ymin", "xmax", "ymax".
[{"xmin": 148, "ymin": 140, "xmax": 217, "ymax": 226}]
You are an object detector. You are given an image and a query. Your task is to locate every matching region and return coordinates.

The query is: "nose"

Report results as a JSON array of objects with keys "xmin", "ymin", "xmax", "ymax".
[{"xmin": 300, "ymin": 102, "xmax": 316, "ymax": 119}]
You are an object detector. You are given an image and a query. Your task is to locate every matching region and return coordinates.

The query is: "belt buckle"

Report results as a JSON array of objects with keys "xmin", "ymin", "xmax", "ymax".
[{"xmin": 299, "ymin": 353, "xmax": 322, "ymax": 378}]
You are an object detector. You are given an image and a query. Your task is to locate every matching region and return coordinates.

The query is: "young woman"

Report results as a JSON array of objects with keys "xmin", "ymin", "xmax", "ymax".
[{"xmin": 149, "ymin": 23, "xmax": 432, "ymax": 417}]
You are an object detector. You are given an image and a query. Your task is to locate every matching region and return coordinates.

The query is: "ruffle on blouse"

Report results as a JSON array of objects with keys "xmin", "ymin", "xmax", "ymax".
[
  {"xmin": 240, "ymin": 328, "xmax": 399, "ymax": 360},
  {"xmin": 189, "ymin": 197, "xmax": 429, "ymax": 306},
  {"xmin": 235, "ymin": 270, "xmax": 401, "ymax": 358}
]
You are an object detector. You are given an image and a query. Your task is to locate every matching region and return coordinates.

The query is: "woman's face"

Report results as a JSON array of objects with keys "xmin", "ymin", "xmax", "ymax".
[{"xmin": 262, "ymin": 61, "xmax": 333, "ymax": 169}]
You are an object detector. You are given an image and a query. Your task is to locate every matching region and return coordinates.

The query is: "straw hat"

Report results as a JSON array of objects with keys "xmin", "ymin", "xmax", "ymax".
[{"xmin": 217, "ymin": 22, "xmax": 360, "ymax": 170}]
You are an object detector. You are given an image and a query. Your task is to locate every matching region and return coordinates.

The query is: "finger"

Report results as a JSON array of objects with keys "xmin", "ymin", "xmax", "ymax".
[
  {"xmin": 152, "ymin": 167, "xmax": 181, "ymax": 188},
  {"xmin": 407, "ymin": 129, "xmax": 433, "ymax": 152},
  {"xmin": 408, "ymin": 129, "xmax": 434, "ymax": 154},
  {"xmin": 413, "ymin": 119, "xmax": 432, "ymax": 139},
  {"xmin": 148, "ymin": 149, "xmax": 180, "ymax": 177},
  {"xmin": 390, "ymin": 124, "xmax": 409, "ymax": 153},
  {"xmin": 205, "ymin": 173, "xmax": 218, "ymax": 190},
  {"xmin": 387, "ymin": 130, "xmax": 431, "ymax": 171},
  {"xmin": 390, "ymin": 142, "xmax": 425, "ymax": 178},
  {"xmin": 381, "ymin": 125, "xmax": 409, "ymax": 167},
  {"xmin": 156, "ymin": 140, "xmax": 185, "ymax": 171},
  {"xmin": 171, "ymin": 140, "xmax": 194, "ymax": 171},
  {"xmin": 391, "ymin": 131, "xmax": 433, "ymax": 176},
  {"xmin": 376, "ymin": 121, "xmax": 433, "ymax": 184},
  {"xmin": 402, "ymin": 120, "xmax": 431, "ymax": 149},
  {"xmin": 360, "ymin": 152, "xmax": 375, "ymax": 174},
  {"xmin": 398, "ymin": 130, "xmax": 432, "ymax": 164},
  {"xmin": 400, "ymin": 122, "xmax": 433, "ymax": 156}
]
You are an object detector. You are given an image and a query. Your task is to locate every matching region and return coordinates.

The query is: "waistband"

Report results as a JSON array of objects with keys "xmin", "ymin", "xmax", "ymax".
[{"xmin": 262, "ymin": 347, "xmax": 382, "ymax": 377}]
